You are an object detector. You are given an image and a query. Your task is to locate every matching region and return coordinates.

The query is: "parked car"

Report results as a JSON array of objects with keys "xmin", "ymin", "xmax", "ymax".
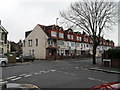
[
  {"xmin": 17, "ymin": 54, "xmax": 35, "ymax": 62},
  {"xmin": 0, "ymin": 54, "xmax": 8, "ymax": 67},
  {"xmin": 88, "ymin": 81, "xmax": 120, "ymax": 90},
  {"xmin": 0, "ymin": 81, "xmax": 41, "ymax": 90},
  {"xmin": 16, "ymin": 56, "xmax": 19, "ymax": 61}
]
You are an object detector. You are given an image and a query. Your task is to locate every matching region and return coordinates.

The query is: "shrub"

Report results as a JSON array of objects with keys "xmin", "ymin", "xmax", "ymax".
[{"xmin": 106, "ymin": 48, "xmax": 120, "ymax": 59}]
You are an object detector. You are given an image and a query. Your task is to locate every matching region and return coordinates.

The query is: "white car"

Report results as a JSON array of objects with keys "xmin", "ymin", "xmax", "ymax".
[
  {"xmin": 0, "ymin": 54, "xmax": 8, "ymax": 67},
  {"xmin": 0, "ymin": 81, "xmax": 41, "ymax": 90}
]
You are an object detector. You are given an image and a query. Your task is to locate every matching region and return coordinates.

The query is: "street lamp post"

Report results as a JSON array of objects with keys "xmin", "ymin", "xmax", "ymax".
[{"xmin": 56, "ymin": 18, "xmax": 59, "ymax": 26}]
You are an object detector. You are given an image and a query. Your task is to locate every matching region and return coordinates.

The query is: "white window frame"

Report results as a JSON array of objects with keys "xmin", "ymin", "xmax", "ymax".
[
  {"xmin": 71, "ymin": 35, "xmax": 73, "ymax": 40},
  {"xmin": 51, "ymin": 31, "xmax": 57, "ymax": 37},
  {"xmin": 59, "ymin": 33, "xmax": 64, "ymax": 38},
  {"xmin": 67, "ymin": 34, "xmax": 70, "ymax": 39},
  {"xmin": 36, "ymin": 39, "xmax": 38, "ymax": 46},
  {"xmin": 59, "ymin": 41, "xmax": 64, "ymax": 45},
  {"xmin": 84, "ymin": 38, "xmax": 87, "ymax": 42},
  {"xmin": 28, "ymin": 40, "xmax": 32, "ymax": 47},
  {"xmin": 77, "ymin": 36, "xmax": 79, "ymax": 41},
  {"xmin": 71, "ymin": 42, "xmax": 75, "ymax": 47},
  {"xmin": 76, "ymin": 43, "xmax": 79, "ymax": 47},
  {"xmin": 79, "ymin": 37, "xmax": 82, "ymax": 41},
  {"xmin": 48, "ymin": 40, "xmax": 53, "ymax": 45}
]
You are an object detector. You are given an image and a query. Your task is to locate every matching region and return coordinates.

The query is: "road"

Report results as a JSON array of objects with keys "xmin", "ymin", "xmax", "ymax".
[{"xmin": 1, "ymin": 58, "xmax": 119, "ymax": 89}]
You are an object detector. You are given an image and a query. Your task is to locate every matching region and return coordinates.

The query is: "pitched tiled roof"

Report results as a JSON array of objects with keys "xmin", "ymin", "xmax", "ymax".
[{"xmin": 25, "ymin": 24, "xmax": 114, "ymax": 47}]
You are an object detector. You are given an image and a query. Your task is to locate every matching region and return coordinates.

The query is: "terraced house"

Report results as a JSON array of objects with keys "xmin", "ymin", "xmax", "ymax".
[
  {"xmin": 23, "ymin": 24, "xmax": 114, "ymax": 60},
  {"xmin": 0, "ymin": 20, "xmax": 8, "ymax": 54}
]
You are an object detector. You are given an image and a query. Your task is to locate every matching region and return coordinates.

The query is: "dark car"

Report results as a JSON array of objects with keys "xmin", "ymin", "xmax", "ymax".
[
  {"xmin": 17, "ymin": 54, "xmax": 35, "ymax": 62},
  {"xmin": 88, "ymin": 81, "xmax": 120, "ymax": 90}
]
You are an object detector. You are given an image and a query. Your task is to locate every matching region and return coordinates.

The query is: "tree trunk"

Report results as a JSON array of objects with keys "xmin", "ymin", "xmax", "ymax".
[{"xmin": 93, "ymin": 45, "xmax": 97, "ymax": 64}]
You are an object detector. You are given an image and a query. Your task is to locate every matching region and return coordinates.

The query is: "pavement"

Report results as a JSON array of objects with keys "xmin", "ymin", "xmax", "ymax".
[
  {"xmin": 7, "ymin": 58, "xmax": 120, "ymax": 74},
  {"xmin": 79, "ymin": 58, "xmax": 120, "ymax": 74},
  {"xmin": 85, "ymin": 64, "xmax": 120, "ymax": 74},
  {"xmin": 7, "ymin": 62, "xmax": 32, "ymax": 66}
]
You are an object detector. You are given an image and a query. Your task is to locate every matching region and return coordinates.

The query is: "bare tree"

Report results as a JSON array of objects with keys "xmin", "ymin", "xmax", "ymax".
[{"xmin": 60, "ymin": 0, "xmax": 117, "ymax": 64}]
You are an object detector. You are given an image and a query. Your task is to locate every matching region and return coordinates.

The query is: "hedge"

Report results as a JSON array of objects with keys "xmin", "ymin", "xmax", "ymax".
[{"xmin": 106, "ymin": 48, "xmax": 120, "ymax": 59}]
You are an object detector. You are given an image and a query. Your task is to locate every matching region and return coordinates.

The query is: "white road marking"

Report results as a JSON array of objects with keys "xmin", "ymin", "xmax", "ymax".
[
  {"xmin": 34, "ymin": 72, "xmax": 41, "ymax": 75},
  {"xmin": 24, "ymin": 74, "xmax": 32, "ymax": 77},
  {"xmin": 75, "ymin": 67, "xmax": 79, "ymax": 69},
  {"xmin": 50, "ymin": 70, "xmax": 56, "ymax": 72},
  {"xmin": 7, "ymin": 76, "xmax": 17, "ymax": 80},
  {"xmin": 34, "ymin": 70, "xmax": 50, "ymax": 75},
  {"xmin": 5, "ymin": 69, "xmax": 57, "ymax": 81},
  {"xmin": 57, "ymin": 71, "xmax": 77, "ymax": 76},
  {"xmin": 88, "ymin": 77, "xmax": 108, "ymax": 83},
  {"xmin": 43, "ymin": 70, "xmax": 50, "ymax": 73},
  {"xmin": 39, "ymin": 71, "xmax": 47, "ymax": 73},
  {"xmin": 11, "ymin": 77, "xmax": 21, "ymax": 81},
  {"xmin": 19, "ymin": 74, "xmax": 28, "ymax": 76}
]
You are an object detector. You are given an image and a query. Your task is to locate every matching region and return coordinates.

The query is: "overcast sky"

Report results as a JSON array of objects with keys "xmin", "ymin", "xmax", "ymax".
[{"xmin": 0, "ymin": 0, "xmax": 119, "ymax": 46}]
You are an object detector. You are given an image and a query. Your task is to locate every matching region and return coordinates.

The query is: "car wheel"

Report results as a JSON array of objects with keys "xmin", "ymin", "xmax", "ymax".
[{"xmin": 1, "ymin": 62, "xmax": 6, "ymax": 67}]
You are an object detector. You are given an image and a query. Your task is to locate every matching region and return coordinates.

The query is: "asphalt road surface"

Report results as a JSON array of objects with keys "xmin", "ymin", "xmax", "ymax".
[{"xmin": 1, "ymin": 58, "xmax": 119, "ymax": 89}]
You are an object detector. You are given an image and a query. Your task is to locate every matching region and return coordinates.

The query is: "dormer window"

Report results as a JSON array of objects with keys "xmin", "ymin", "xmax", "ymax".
[
  {"xmin": 59, "ymin": 33, "xmax": 64, "ymax": 38},
  {"xmin": 77, "ymin": 36, "xmax": 81, "ymax": 41},
  {"xmin": 71, "ymin": 35, "xmax": 73, "ymax": 40},
  {"xmin": 84, "ymin": 38, "xmax": 88, "ymax": 42},
  {"xmin": 103, "ymin": 42, "xmax": 105, "ymax": 45},
  {"xmin": 51, "ymin": 31, "xmax": 57, "ymax": 37},
  {"xmin": 109, "ymin": 43, "xmax": 111, "ymax": 46},
  {"xmin": 77, "ymin": 36, "xmax": 79, "ymax": 41},
  {"xmin": 100, "ymin": 41, "xmax": 102, "ymax": 44},
  {"xmin": 67, "ymin": 34, "xmax": 70, "ymax": 39}
]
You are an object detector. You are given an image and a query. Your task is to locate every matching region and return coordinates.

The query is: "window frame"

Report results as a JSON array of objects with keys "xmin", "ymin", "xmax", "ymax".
[
  {"xmin": 28, "ymin": 40, "xmax": 32, "ymax": 47},
  {"xmin": 59, "ymin": 33, "xmax": 64, "ymax": 38},
  {"xmin": 67, "ymin": 34, "xmax": 71, "ymax": 39},
  {"xmin": 71, "ymin": 35, "xmax": 73, "ymax": 40},
  {"xmin": 51, "ymin": 31, "xmax": 57, "ymax": 37},
  {"xmin": 36, "ymin": 39, "xmax": 38, "ymax": 46},
  {"xmin": 48, "ymin": 40, "xmax": 53, "ymax": 45}
]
